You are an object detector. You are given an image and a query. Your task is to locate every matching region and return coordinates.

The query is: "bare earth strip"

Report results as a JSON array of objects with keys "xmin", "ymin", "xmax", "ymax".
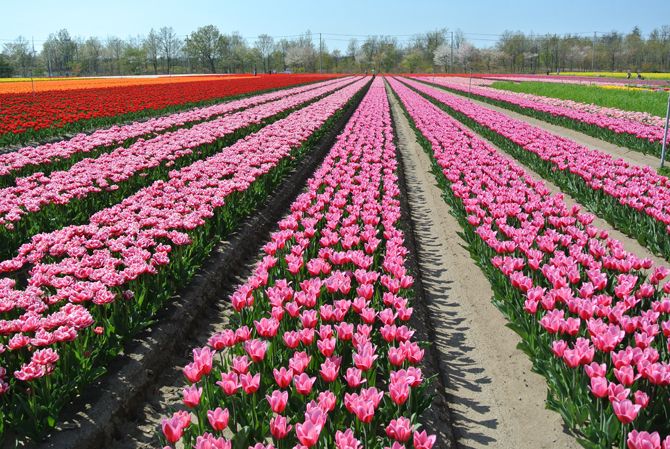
[
  {"xmin": 444, "ymin": 89, "xmax": 662, "ymax": 170},
  {"xmin": 387, "ymin": 86, "xmax": 582, "ymax": 449}
]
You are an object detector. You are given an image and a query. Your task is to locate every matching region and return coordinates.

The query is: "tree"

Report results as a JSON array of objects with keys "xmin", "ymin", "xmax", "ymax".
[
  {"xmin": 456, "ymin": 42, "xmax": 477, "ymax": 72},
  {"xmin": 222, "ymin": 32, "xmax": 248, "ymax": 72},
  {"xmin": 185, "ymin": 25, "xmax": 222, "ymax": 73},
  {"xmin": 433, "ymin": 43, "xmax": 450, "ymax": 72},
  {"xmin": 401, "ymin": 50, "xmax": 424, "ymax": 73},
  {"xmin": 255, "ymin": 34, "xmax": 274, "ymax": 73},
  {"xmin": 123, "ymin": 37, "xmax": 147, "ymax": 74},
  {"xmin": 106, "ymin": 36, "xmax": 124, "ymax": 75},
  {"xmin": 0, "ymin": 54, "xmax": 13, "ymax": 77},
  {"xmin": 285, "ymin": 45, "xmax": 311, "ymax": 70},
  {"xmin": 82, "ymin": 37, "xmax": 102, "ymax": 75},
  {"xmin": 3, "ymin": 36, "xmax": 32, "ymax": 77},
  {"xmin": 144, "ymin": 29, "xmax": 160, "ymax": 74},
  {"xmin": 624, "ymin": 26, "xmax": 644, "ymax": 70},
  {"xmin": 158, "ymin": 26, "xmax": 181, "ymax": 74},
  {"xmin": 497, "ymin": 31, "xmax": 527, "ymax": 72},
  {"xmin": 378, "ymin": 37, "xmax": 401, "ymax": 72},
  {"xmin": 285, "ymin": 32, "xmax": 316, "ymax": 71},
  {"xmin": 601, "ymin": 31, "xmax": 623, "ymax": 70},
  {"xmin": 43, "ymin": 29, "xmax": 77, "ymax": 76}
]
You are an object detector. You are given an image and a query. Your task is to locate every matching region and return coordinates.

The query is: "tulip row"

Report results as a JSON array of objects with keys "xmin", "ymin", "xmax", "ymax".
[
  {"xmin": 0, "ymin": 77, "xmax": 370, "ymax": 439},
  {"xmin": 427, "ymin": 76, "xmax": 665, "ymax": 127},
  {"xmin": 0, "ymin": 77, "xmax": 362, "ymax": 260},
  {"xmin": 481, "ymin": 73, "xmax": 670, "ymax": 88},
  {"xmin": 0, "ymin": 77, "xmax": 356, "ymax": 187},
  {"xmin": 0, "ymin": 74, "xmax": 341, "ymax": 147},
  {"xmin": 413, "ymin": 76, "xmax": 668, "ymax": 155},
  {"xmin": 399, "ymin": 77, "xmax": 670, "ymax": 263},
  {"xmin": 155, "ymin": 77, "xmax": 436, "ymax": 449},
  {"xmin": 388, "ymin": 76, "xmax": 670, "ymax": 449}
]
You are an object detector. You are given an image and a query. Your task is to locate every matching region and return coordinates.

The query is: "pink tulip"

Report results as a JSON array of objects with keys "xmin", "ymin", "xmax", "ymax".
[
  {"xmin": 295, "ymin": 418, "xmax": 323, "ymax": 447},
  {"xmin": 195, "ymin": 433, "xmax": 231, "ymax": 449},
  {"xmin": 273, "ymin": 367, "xmax": 293, "ymax": 389},
  {"xmin": 389, "ymin": 380, "xmax": 410, "ymax": 405},
  {"xmin": 386, "ymin": 417, "xmax": 413, "ymax": 442},
  {"xmin": 318, "ymin": 390, "xmax": 337, "ymax": 412},
  {"xmin": 335, "ymin": 429, "xmax": 361, "ymax": 449},
  {"xmin": 216, "ymin": 372, "xmax": 240, "ymax": 395},
  {"xmin": 627, "ymin": 430, "xmax": 661, "ymax": 449},
  {"xmin": 244, "ymin": 339, "xmax": 268, "ymax": 363},
  {"xmin": 207, "ymin": 407, "xmax": 230, "ymax": 431},
  {"xmin": 319, "ymin": 358, "xmax": 340, "ymax": 382},
  {"xmin": 232, "ymin": 355, "xmax": 251, "ymax": 374},
  {"xmin": 240, "ymin": 372, "xmax": 261, "ymax": 394},
  {"xmin": 266, "ymin": 389, "xmax": 288, "ymax": 413},
  {"xmin": 293, "ymin": 373, "xmax": 316, "ymax": 395},
  {"xmin": 270, "ymin": 415, "xmax": 292, "ymax": 440},
  {"xmin": 588, "ymin": 377, "xmax": 608, "ymax": 398},
  {"xmin": 162, "ymin": 411, "xmax": 190, "ymax": 444},
  {"xmin": 413, "ymin": 431, "xmax": 436, "ymax": 449},
  {"xmin": 613, "ymin": 399, "xmax": 642, "ymax": 424},
  {"xmin": 182, "ymin": 384, "xmax": 202, "ymax": 408}
]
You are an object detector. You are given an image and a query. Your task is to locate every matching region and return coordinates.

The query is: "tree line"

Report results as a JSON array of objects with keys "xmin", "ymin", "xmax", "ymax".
[{"xmin": 1, "ymin": 25, "xmax": 669, "ymax": 77}]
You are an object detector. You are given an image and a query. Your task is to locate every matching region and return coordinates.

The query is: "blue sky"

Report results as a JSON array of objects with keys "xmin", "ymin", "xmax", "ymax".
[{"xmin": 2, "ymin": 0, "xmax": 669, "ymax": 51}]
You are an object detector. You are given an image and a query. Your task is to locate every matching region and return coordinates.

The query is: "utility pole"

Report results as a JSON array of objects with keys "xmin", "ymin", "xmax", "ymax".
[
  {"xmin": 450, "ymin": 31, "xmax": 454, "ymax": 73},
  {"xmin": 31, "ymin": 36, "xmax": 36, "ymax": 97},
  {"xmin": 319, "ymin": 33, "xmax": 323, "ymax": 73},
  {"xmin": 592, "ymin": 32, "xmax": 596, "ymax": 72}
]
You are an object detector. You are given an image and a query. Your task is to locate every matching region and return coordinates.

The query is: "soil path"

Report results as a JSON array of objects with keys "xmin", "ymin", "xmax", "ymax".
[
  {"xmin": 386, "ymin": 85, "xmax": 582, "ymax": 449},
  {"xmin": 444, "ymin": 88, "xmax": 661, "ymax": 170}
]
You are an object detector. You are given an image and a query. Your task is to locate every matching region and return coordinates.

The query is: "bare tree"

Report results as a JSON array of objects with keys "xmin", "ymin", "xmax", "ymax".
[
  {"xmin": 82, "ymin": 37, "xmax": 102, "ymax": 75},
  {"xmin": 158, "ymin": 26, "xmax": 181, "ymax": 74},
  {"xmin": 3, "ymin": 36, "xmax": 32, "ymax": 77},
  {"xmin": 144, "ymin": 29, "xmax": 160, "ymax": 74},
  {"xmin": 255, "ymin": 34, "xmax": 274, "ymax": 73},
  {"xmin": 106, "ymin": 36, "xmax": 124, "ymax": 75}
]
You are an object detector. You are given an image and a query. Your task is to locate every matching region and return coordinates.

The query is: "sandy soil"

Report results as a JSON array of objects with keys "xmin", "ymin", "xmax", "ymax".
[
  {"xmin": 452, "ymin": 92, "xmax": 661, "ymax": 170},
  {"xmin": 387, "ymin": 85, "xmax": 582, "ymax": 449}
]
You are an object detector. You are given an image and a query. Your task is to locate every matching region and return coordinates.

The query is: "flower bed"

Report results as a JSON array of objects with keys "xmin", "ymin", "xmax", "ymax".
[
  {"xmin": 0, "ymin": 77, "xmax": 360, "ymax": 260},
  {"xmin": 0, "ymin": 77, "xmax": 355, "ymax": 186},
  {"xmin": 389, "ymin": 76, "xmax": 670, "ymax": 449},
  {"xmin": 413, "ymin": 76, "xmax": 668, "ymax": 156},
  {"xmin": 0, "ymin": 74, "xmax": 342, "ymax": 147},
  {"xmin": 155, "ymin": 78, "xmax": 436, "ymax": 449},
  {"xmin": 400, "ymin": 77, "xmax": 670, "ymax": 262},
  {"xmin": 0, "ymin": 77, "xmax": 369, "ymax": 440}
]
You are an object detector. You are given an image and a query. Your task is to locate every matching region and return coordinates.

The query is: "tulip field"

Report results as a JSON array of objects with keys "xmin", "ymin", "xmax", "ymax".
[{"xmin": 2, "ymin": 71, "xmax": 670, "ymax": 449}]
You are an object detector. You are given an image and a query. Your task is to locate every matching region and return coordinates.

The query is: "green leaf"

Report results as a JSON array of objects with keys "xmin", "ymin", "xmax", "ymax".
[{"xmin": 576, "ymin": 437, "xmax": 604, "ymax": 449}]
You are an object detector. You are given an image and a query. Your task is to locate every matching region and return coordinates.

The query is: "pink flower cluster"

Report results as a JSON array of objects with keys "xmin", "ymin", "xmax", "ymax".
[
  {"xmin": 157, "ymin": 78, "xmax": 436, "ymax": 449},
  {"xmin": 389, "ymin": 76, "xmax": 670, "ymax": 448},
  {"xmin": 0, "ymin": 77, "xmax": 355, "ymax": 178},
  {"xmin": 415, "ymin": 76, "xmax": 668, "ymax": 144},
  {"xmin": 402, "ymin": 77, "xmax": 670, "ymax": 234},
  {"xmin": 480, "ymin": 74, "xmax": 669, "ymax": 88},
  {"xmin": 0, "ymin": 78, "xmax": 368, "ymax": 388},
  {"xmin": 0, "ymin": 77, "xmax": 360, "ymax": 230}
]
